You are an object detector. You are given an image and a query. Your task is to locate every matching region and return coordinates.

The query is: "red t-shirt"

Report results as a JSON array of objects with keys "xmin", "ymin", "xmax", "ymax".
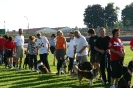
[
  {"xmin": 108, "ymin": 38, "xmax": 124, "ymax": 61},
  {"xmin": 5, "ymin": 41, "xmax": 15, "ymax": 52},
  {"xmin": 130, "ymin": 38, "xmax": 133, "ymax": 46},
  {"xmin": 0, "ymin": 38, "xmax": 6, "ymax": 50}
]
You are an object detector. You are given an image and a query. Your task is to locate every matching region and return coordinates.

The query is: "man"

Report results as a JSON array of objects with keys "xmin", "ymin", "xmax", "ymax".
[
  {"xmin": 74, "ymin": 30, "xmax": 88, "ymax": 63},
  {"xmin": 14, "ymin": 28, "xmax": 25, "ymax": 70},
  {"xmin": 109, "ymin": 28, "xmax": 125, "ymax": 88},
  {"xmin": 94, "ymin": 27, "xmax": 111, "ymax": 85},
  {"xmin": 36, "ymin": 33, "xmax": 51, "ymax": 72},
  {"xmin": 87, "ymin": 28, "xmax": 101, "ymax": 79}
]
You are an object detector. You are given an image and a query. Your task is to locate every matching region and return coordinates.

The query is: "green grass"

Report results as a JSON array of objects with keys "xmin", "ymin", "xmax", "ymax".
[{"xmin": 0, "ymin": 46, "xmax": 133, "ymax": 88}]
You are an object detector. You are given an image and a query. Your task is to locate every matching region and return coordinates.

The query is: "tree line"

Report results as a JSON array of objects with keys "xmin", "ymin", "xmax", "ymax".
[{"xmin": 83, "ymin": 2, "xmax": 133, "ymax": 29}]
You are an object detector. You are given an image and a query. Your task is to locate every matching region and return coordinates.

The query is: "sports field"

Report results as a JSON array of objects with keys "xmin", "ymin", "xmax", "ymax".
[{"xmin": 0, "ymin": 46, "xmax": 132, "ymax": 88}]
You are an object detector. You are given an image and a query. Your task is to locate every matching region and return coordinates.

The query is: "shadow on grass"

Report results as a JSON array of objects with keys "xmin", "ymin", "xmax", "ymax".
[{"xmin": 0, "ymin": 67, "xmax": 109, "ymax": 88}]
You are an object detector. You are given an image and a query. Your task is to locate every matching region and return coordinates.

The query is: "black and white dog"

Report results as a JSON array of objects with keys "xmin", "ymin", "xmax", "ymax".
[
  {"xmin": 37, "ymin": 60, "xmax": 49, "ymax": 74},
  {"xmin": 59, "ymin": 58, "xmax": 68, "ymax": 76},
  {"xmin": 118, "ymin": 60, "xmax": 133, "ymax": 88}
]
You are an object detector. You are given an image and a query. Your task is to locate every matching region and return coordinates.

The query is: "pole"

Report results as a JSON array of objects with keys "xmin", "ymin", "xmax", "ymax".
[
  {"xmin": 4, "ymin": 21, "xmax": 5, "ymax": 29},
  {"xmin": 24, "ymin": 16, "xmax": 29, "ymax": 29}
]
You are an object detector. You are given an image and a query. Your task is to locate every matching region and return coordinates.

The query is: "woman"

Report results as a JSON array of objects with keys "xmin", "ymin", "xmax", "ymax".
[
  {"xmin": 4, "ymin": 36, "xmax": 15, "ymax": 68},
  {"xmin": 55, "ymin": 30, "xmax": 67, "ymax": 75},
  {"xmin": 109, "ymin": 28, "xmax": 125, "ymax": 88},
  {"xmin": 67, "ymin": 32, "xmax": 76, "ymax": 75},
  {"xmin": 49, "ymin": 34, "xmax": 56, "ymax": 66},
  {"xmin": 27, "ymin": 36, "xmax": 38, "ymax": 72}
]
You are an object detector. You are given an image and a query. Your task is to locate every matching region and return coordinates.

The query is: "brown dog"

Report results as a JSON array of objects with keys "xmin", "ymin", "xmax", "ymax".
[{"xmin": 37, "ymin": 60, "xmax": 49, "ymax": 74}]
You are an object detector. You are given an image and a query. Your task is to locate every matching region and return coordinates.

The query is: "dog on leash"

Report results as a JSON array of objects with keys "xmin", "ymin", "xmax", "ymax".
[
  {"xmin": 118, "ymin": 60, "xmax": 133, "ymax": 88},
  {"xmin": 37, "ymin": 60, "xmax": 49, "ymax": 74},
  {"xmin": 59, "ymin": 59, "xmax": 67, "ymax": 76},
  {"xmin": 23, "ymin": 51, "xmax": 30, "ymax": 69},
  {"xmin": 73, "ymin": 61, "xmax": 98, "ymax": 85}
]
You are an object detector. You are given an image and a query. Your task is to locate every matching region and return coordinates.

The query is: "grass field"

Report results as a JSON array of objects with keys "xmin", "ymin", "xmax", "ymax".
[{"xmin": 0, "ymin": 46, "xmax": 133, "ymax": 88}]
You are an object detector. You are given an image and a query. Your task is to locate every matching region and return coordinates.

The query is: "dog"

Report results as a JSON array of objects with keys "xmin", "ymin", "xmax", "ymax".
[
  {"xmin": 37, "ymin": 60, "xmax": 49, "ymax": 74},
  {"xmin": 23, "ymin": 51, "xmax": 30, "ymax": 69},
  {"xmin": 59, "ymin": 59, "xmax": 67, "ymax": 76},
  {"xmin": 118, "ymin": 60, "xmax": 133, "ymax": 88},
  {"xmin": 73, "ymin": 61, "xmax": 98, "ymax": 85}
]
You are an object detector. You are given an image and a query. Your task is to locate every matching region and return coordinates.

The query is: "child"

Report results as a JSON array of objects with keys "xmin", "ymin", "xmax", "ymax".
[
  {"xmin": 27, "ymin": 36, "xmax": 38, "ymax": 72},
  {"xmin": 4, "ymin": 36, "xmax": 15, "ymax": 68}
]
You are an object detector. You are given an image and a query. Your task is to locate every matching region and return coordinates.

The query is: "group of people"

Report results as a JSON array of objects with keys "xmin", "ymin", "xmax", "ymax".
[
  {"xmin": 88, "ymin": 27, "xmax": 133, "ymax": 88},
  {"xmin": 0, "ymin": 27, "xmax": 133, "ymax": 88}
]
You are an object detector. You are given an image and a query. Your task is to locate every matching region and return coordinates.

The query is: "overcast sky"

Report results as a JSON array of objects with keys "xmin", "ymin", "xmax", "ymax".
[{"xmin": 0, "ymin": 0, "xmax": 132, "ymax": 31}]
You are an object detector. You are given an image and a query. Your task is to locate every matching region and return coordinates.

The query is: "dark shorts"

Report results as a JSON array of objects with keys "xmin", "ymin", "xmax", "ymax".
[
  {"xmin": 111, "ymin": 60, "xmax": 123, "ymax": 78},
  {"xmin": 6, "ymin": 50, "xmax": 13, "ymax": 58},
  {"xmin": 90, "ymin": 53, "xmax": 100, "ymax": 64},
  {"xmin": 50, "ymin": 46, "xmax": 55, "ymax": 54}
]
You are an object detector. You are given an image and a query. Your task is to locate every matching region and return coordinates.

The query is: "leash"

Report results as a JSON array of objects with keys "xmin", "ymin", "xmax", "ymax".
[{"xmin": 105, "ymin": 52, "xmax": 109, "ymax": 69}]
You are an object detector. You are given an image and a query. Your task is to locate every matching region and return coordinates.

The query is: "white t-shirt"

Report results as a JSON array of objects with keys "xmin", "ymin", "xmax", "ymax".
[
  {"xmin": 75, "ymin": 35, "xmax": 88, "ymax": 56},
  {"xmin": 67, "ymin": 39, "xmax": 75, "ymax": 58},
  {"xmin": 36, "ymin": 36, "xmax": 49, "ymax": 54},
  {"xmin": 14, "ymin": 35, "xmax": 24, "ymax": 46}
]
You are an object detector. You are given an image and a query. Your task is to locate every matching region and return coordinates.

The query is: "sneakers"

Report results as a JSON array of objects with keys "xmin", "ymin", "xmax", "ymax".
[
  {"xmin": 110, "ymin": 85, "xmax": 115, "ymax": 88},
  {"xmin": 115, "ymin": 84, "xmax": 118, "ymax": 88},
  {"xmin": 16, "ymin": 67, "xmax": 19, "ymax": 70},
  {"xmin": 101, "ymin": 80, "xmax": 106, "ymax": 85},
  {"xmin": 19, "ymin": 67, "xmax": 23, "ymax": 70},
  {"xmin": 36, "ymin": 70, "xmax": 39, "ymax": 73}
]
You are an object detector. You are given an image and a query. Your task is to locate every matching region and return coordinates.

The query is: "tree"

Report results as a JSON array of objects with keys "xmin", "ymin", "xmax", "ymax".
[
  {"xmin": 114, "ymin": 20, "xmax": 123, "ymax": 28},
  {"xmin": 83, "ymin": 4, "xmax": 104, "ymax": 28},
  {"xmin": 121, "ymin": 2, "xmax": 133, "ymax": 27},
  {"xmin": 104, "ymin": 3, "xmax": 119, "ymax": 27},
  {"xmin": 83, "ymin": 3, "xmax": 119, "ymax": 28}
]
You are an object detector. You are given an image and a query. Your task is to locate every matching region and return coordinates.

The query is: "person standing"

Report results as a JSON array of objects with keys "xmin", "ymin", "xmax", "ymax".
[
  {"xmin": 14, "ymin": 28, "xmax": 24, "ymax": 70},
  {"xmin": 3, "ymin": 35, "xmax": 8, "ymax": 66},
  {"xmin": 109, "ymin": 28, "xmax": 125, "ymax": 88},
  {"xmin": 67, "ymin": 32, "xmax": 76, "ymax": 74},
  {"xmin": 94, "ymin": 27, "xmax": 111, "ymax": 85},
  {"xmin": 27, "ymin": 36, "xmax": 38, "ymax": 72},
  {"xmin": 55, "ymin": 30, "xmax": 67, "ymax": 75},
  {"xmin": 87, "ymin": 28, "xmax": 101, "ymax": 79},
  {"xmin": 36, "ymin": 33, "xmax": 51, "ymax": 72},
  {"xmin": 49, "ymin": 34, "xmax": 56, "ymax": 66},
  {"xmin": 4, "ymin": 36, "xmax": 15, "ymax": 68},
  {"xmin": 130, "ymin": 38, "xmax": 133, "ymax": 51},
  {"xmin": 74, "ymin": 30, "xmax": 88, "ymax": 63},
  {"xmin": 0, "ymin": 35, "xmax": 5, "ymax": 64}
]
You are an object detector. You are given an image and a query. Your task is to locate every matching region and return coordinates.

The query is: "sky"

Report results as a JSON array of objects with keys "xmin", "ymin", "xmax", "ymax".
[{"xmin": 0, "ymin": 0, "xmax": 132, "ymax": 31}]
